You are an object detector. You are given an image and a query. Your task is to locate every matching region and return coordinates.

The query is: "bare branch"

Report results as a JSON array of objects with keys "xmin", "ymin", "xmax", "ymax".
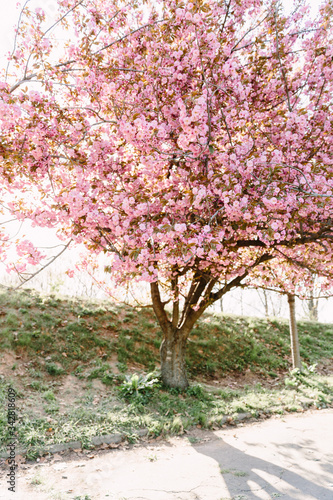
[
  {"xmin": 13, "ymin": 239, "xmax": 72, "ymax": 290},
  {"xmin": 220, "ymin": 107, "xmax": 233, "ymax": 146},
  {"xmin": 231, "ymin": 13, "xmax": 270, "ymax": 53},
  {"xmin": 5, "ymin": 0, "xmax": 30, "ymax": 81},
  {"xmin": 95, "ymin": 229, "xmax": 125, "ymax": 261},
  {"xmin": 42, "ymin": 0, "xmax": 84, "ymax": 39},
  {"xmin": 274, "ymin": 7, "xmax": 292, "ymax": 112},
  {"xmin": 93, "ymin": 19, "xmax": 166, "ymax": 55},
  {"xmin": 220, "ymin": 1, "xmax": 231, "ymax": 34}
]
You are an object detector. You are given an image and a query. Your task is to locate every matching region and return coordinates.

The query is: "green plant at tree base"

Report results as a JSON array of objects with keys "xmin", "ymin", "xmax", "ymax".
[{"xmin": 119, "ymin": 371, "xmax": 161, "ymax": 399}]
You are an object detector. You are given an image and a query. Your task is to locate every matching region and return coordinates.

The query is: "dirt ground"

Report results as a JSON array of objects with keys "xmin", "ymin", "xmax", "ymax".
[{"xmin": 1, "ymin": 408, "xmax": 332, "ymax": 500}]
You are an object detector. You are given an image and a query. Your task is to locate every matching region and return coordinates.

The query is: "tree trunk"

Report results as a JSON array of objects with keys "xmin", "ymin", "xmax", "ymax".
[
  {"xmin": 150, "ymin": 282, "xmax": 190, "ymax": 390},
  {"xmin": 287, "ymin": 294, "xmax": 302, "ymax": 370},
  {"xmin": 150, "ymin": 255, "xmax": 274, "ymax": 389},
  {"xmin": 160, "ymin": 325, "xmax": 189, "ymax": 389}
]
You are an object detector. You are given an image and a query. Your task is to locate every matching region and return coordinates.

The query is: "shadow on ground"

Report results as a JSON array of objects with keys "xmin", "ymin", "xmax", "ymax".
[{"xmin": 193, "ymin": 411, "xmax": 333, "ymax": 499}]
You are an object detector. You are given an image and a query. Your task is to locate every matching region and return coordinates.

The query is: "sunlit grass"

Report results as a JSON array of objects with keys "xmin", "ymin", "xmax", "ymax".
[{"xmin": 1, "ymin": 289, "xmax": 332, "ymax": 380}]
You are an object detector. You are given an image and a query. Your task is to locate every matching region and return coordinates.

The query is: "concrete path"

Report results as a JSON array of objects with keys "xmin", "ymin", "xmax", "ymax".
[{"xmin": 1, "ymin": 409, "xmax": 332, "ymax": 500}]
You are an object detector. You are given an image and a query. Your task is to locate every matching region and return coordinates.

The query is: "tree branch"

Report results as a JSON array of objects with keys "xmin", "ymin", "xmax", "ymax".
[
  {"xmin": 150, "ymin": 281, "xmax": 170, "ymax": 332},
  {"xmin": 274, "ymin": 8, "xmax": 292, "ymax": 112},
  {"xmin": 13, "ymin": 239, "xmax": 72, "ymax": 290}
]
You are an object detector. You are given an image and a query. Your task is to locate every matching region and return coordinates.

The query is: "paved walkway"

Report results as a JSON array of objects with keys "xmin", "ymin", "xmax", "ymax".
[{"xmin": 1, "ymin": 409, "xmax": 332, "ymax": 500}]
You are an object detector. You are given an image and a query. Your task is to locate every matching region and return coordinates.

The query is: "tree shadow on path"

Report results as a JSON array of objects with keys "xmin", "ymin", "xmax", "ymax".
[{"xmin": 192, "ymin": 428, "xmax": 333, "ymax": 500}]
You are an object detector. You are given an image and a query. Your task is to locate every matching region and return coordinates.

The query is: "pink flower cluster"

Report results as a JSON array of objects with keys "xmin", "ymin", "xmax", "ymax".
[{"xmin": 0, "ymin": 0, "xmax": 333, "ymax": 299}]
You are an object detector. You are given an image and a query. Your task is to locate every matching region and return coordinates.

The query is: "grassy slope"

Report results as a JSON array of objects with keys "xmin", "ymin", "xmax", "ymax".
[
  {"xmin": 1, "ymin": 288, "xmax": 332, "ymax": 378},
  {"xmin": 0, "ymin": 289, "xmax": 332, "ymax": 459}
]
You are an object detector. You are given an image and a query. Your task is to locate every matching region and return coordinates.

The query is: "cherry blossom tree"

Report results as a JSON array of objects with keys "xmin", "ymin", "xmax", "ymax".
[{"xmin": 1, "ymin": 0, "xmax": 333, "ymax": 387}]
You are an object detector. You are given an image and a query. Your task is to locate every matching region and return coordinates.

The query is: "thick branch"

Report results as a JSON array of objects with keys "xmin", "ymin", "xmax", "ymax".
[
  {"xmin": 178, "ymin": 276, "xmax": 199, "ymax": 327},
  {"xmin": 212, "ymin": 253, "xmax": 275, "ymax": 303},
  {"xmin": 179, "ymin": 275, "xmax": 211, "ymax": 330},
  {"xmin": 150, "ymin": 281, "xmax": 170, "ymax": 332},
  {"xmin": 171, "ymin": 276, "xmax": 179, "ymax": 329}
]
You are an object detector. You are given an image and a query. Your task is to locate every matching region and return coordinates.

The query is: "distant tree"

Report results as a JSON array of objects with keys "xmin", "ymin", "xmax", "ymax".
[
  {"xmin": 1, "ymin": 0, "xmax": 333, "ymax": 387},
  {"xmin": 307, "ymin": 295, "xmax": 319, "ymax": 322},
  {"xmin": 302, "ymin": 274, "xmax": 320, "ymax": 321}
]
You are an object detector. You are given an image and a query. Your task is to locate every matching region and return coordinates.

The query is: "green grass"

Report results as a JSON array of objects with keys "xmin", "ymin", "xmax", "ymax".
[
  {"xmin": 0, "ymin": 370, "xmax": 332, "ymax": 460},
  {"xmin": 0, "ymin": 289, "xmax": 332, "ymax": 460},
  {"xmin": 1, "ymin": 289, "xmax": 332, "ymax": 381}
]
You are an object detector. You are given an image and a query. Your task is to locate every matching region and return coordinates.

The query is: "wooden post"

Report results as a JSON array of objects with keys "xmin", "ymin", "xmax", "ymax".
[{"xmin": 287, "ymin": 294, "xmax": 302, "ymax": 370}]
